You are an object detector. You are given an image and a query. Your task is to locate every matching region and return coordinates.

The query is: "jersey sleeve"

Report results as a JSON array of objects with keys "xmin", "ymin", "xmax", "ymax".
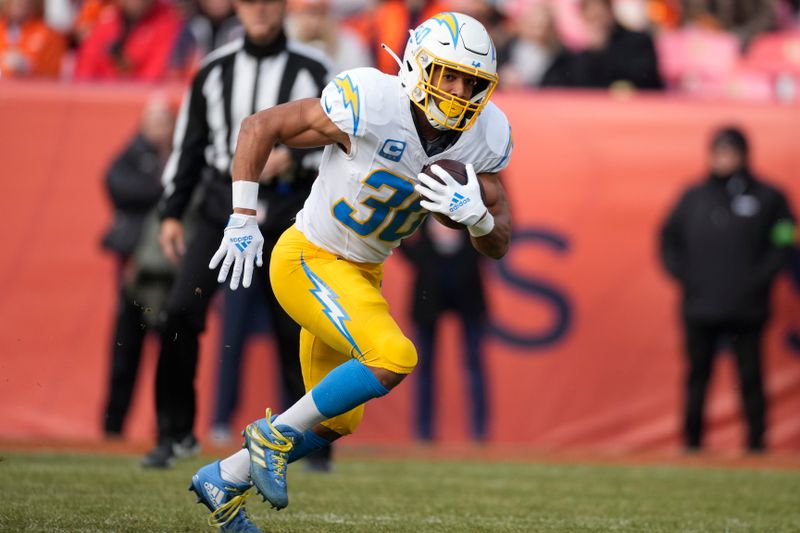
[{"xmin": 472, "ymin": 103, "xmax": 514, "ymax": 175}]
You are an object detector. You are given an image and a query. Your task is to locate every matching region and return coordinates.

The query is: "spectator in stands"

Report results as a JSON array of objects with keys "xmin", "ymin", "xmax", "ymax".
[
  {"xmin": 74, "ymin": 0, "xmax": 186, "ymax": 81},
  {"xmin": 500, "ymin": 1, "xmax": 573, "ymax": 88},
  {"xmin": 172, "ymin": 0, "xmax": 244, "ymax": 72},
  {"xmin": 347, "ymin": 0, "xmax": 449, "ymax": 74},
  {"xmin": 187, "ymin": 0, "xmax": 241, "ymax": 54},
  {"xmin": 682, "ymin": 0, "xmax": 776, "ymax": 49},
  {"xmin": 100, "ymin": 96, "xmax": 177, "ymax": 437},
  {"xmin": 660, "ymin": 126, "xmax": 796, "ymax": 453},
  {"xmin": 568, "ymin": 0, "xmax": 663, "ymax": 89},
  {"xmin": 776, "ymin": 0, "xmax": 800, "ymax": 27},
  {"xmin": 72, "ymin": 0, "xmax": 113, "ymax": 44},
  {"xmin": 0, "ymin": 0, "xmax": 66, "ymax": 77},
  {"xmin": 286, "ymin": 0, "xmax": 371, "ymax": 72},
  {"xmin": 650, "ymin": 0, "xmax": 682, "ymax": 29},
  {"xmin": 400, "ymin": 219, "xmax": 490, "ymax": 442},
  {"xmin": 42, "ymin": 0, "xmax": 74, "ymax": 33},
  {"xmin": 144, "ymin": 0, "xmax": 329, "ymax": 469}
]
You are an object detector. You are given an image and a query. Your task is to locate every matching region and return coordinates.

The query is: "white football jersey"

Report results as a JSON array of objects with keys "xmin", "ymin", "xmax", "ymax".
[{"xmin": 294, "ymin": 67, "xmax": 513, "ymax": 263}]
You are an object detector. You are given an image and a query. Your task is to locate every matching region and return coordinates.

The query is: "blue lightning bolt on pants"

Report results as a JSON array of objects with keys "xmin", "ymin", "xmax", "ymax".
[{"xmin": 269, "ymin": 226, "xmax": 418, "ymax": 436}]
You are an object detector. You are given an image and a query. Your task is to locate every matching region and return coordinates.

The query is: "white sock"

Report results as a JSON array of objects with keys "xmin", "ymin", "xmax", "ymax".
[
  {"xmin": 273, "ymin": 392, "xmax": 325, "ymax": 433},
  {"xmin": 219, "ymin": 449, "xmax": 251, "ymax": 485}
]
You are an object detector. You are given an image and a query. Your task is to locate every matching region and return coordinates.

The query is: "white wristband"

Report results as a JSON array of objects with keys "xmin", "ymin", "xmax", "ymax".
[
  {"xmin": 232, "ymin": 180, "xmax": 259, "ymax": 211},
  {"xmin": 467, "ymin": 210, "xmax": 495, "ymax": 237}
]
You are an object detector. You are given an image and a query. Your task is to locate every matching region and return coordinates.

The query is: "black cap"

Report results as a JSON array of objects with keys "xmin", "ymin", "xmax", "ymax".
[{"xmin": 711, "ymin": 126, "xmax": 749, "ymax": 156}]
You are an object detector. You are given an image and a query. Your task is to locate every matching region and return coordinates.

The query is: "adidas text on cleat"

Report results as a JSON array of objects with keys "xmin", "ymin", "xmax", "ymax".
[
  {"xmin": 189, "ymin": 461, "xmax": 263, "ymax": 533},
  {"xmin": 243, "ymin": 408, "xmax": 303, "ymax": 510}
]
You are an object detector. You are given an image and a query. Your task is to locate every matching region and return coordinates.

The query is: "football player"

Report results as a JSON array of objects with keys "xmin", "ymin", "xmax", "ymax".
[{"xmin": 190, "ymin": 12, "xmax": 513, "ymax": 532}]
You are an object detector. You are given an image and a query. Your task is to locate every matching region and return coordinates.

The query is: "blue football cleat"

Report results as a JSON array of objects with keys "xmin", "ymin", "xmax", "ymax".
[
  {"xmin": 189, "ymin": 461, "xmax": 263, "ymax": 532},
  {"xmin": 243, "ymin": 408, "xmax": 303, "ymax": 510}
]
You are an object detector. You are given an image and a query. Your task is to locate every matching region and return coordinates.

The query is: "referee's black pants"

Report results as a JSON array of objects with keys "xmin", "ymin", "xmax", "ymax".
[
  {"xmin": 155, "ymin": 214, "xmax": 304, "ymax": 443},
  {"xmin": 682, "ymin": 318, "xmax": 766, "ymax": 451}
]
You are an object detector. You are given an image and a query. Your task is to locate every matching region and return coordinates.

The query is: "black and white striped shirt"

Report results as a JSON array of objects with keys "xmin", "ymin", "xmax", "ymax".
[{"xmin": 160, "ymin": 32, "xmax": 330, "ymax": 221}]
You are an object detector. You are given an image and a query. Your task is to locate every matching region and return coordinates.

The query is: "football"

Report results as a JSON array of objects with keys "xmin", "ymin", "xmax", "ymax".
[
  {"xmin": 421, "ymin": 159, "xmax": 470, "ymax": 186},
  {"xmin": 420, "ymin": 159, "xmax": 483, "ymax": 230}
]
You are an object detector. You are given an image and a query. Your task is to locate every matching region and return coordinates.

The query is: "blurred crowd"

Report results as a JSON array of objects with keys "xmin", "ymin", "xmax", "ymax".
[{"xmin": 2, "ymin": 0, "xmax": 800, "ymax": 100}]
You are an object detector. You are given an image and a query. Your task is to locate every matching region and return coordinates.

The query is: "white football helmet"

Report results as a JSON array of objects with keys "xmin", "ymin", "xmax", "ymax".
[{"xmin": 384, "ymin": 12, "xmax": 499, "ymax": 132}]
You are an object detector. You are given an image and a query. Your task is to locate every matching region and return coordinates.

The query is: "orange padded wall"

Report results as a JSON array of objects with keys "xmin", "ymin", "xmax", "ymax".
[{"xmin": 1, "ymin": 84, "xmax": 798, "ymax": 450}]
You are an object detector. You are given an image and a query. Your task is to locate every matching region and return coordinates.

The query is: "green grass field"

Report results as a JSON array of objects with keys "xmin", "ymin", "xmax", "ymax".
[{"xmin": 1, "ymin": 451, "xmax": 798, "ymax": 533}]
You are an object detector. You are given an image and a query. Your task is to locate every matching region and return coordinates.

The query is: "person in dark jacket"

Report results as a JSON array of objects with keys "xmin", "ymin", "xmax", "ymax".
[
  {"xmin": 567, "ymin": 0, "xmax": 663, "ymax": 90},
  {"xmin": 789, "ymin": 246, "xmax": 800, "ymax": 354},
  {"xmin": 660, "ymin": 126, "xmax": 796, "ymax": 452},
  {"xmin": 100, "ymin": 96, "xmax": 176, "ymax": 437},
  {"xmin": 400, "ymin": 218, "xmax": 489, "ymax": 442}
]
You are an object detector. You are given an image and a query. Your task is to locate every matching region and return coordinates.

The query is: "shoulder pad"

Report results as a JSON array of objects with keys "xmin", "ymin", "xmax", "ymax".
[{"xmin": 473, "ymin": 103, "xmax": 513, "ymax": 174}]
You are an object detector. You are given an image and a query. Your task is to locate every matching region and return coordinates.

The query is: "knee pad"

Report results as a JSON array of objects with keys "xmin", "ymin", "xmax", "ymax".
[{"xmin": 375, "ymin": 334, "xmax": 418, "ymax": 375}]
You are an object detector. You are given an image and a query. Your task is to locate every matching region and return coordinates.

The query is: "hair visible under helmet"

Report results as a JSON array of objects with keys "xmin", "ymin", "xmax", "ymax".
[{"xmin": 383, "ymin": 12, "xmax": 499, "ymax": 132}]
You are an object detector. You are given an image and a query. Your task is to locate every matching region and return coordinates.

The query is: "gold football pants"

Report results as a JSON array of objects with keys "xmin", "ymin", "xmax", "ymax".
[{"xmin": 269, "ymin": 226, "xmax": 417, "ymax": 435}]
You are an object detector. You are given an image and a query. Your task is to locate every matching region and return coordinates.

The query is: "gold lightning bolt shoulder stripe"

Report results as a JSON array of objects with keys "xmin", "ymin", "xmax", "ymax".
[{"xmin": 333, "ymin": 75, "xmax": 361, "ymax": 135}]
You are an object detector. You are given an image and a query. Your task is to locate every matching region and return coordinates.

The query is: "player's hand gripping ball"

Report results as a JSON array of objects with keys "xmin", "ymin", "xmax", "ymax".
[{"xmin": 417, "ymin": 159, "xmax": 488, "ymax": 230}]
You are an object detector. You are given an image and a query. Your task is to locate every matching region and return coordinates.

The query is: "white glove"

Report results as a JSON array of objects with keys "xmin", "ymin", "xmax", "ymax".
[
  {"xmin": 209, "ymin": 214, "xmax": 264, "ymax": 290},
  {"xmin": 415, "ymin": 163, "xmax": 495, "ymax": 236}
]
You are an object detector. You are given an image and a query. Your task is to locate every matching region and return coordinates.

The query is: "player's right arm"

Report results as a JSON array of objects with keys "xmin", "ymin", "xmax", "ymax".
[
  {"xmin": 231, "ymin": 98, "xmax": 349, "ymax": 209},
  {"xmin": 210, "ymin": 97, "xmax": 349, "ymax": 289}
]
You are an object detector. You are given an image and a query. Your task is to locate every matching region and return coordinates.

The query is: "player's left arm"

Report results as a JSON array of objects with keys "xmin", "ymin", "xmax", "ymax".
[
  {"xmin": 416, "ymin": 164, "xmax": 511, "ymax": 260},
  {"xmin": 470, "ymin": 172, "xmax": 511, "ymax": 259}
]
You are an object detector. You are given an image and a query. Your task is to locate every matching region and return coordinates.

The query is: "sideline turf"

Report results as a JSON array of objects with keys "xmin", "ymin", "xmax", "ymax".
[{"xmin": 0, "ymin": 452, "xmax": 797, "ymax": 532}]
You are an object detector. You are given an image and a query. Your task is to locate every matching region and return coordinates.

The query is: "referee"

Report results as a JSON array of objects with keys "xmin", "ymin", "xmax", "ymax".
[{"xmin": 143, "ymin": 0, "xmax": 330, "ymax": 468}]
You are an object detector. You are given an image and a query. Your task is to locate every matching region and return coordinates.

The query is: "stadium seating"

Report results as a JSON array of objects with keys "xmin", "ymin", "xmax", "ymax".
[
  {"xmin": 745, "ymin": 30, "xmax": 800, "ymax": 76},
  {"xmin": 656, "ymin": 27, "xmax": 740, "ymax": 91}
]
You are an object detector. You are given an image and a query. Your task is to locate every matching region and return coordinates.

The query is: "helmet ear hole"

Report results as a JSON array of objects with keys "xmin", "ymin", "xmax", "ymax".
[{"xmin": 405, "ymin": 60, "xmax": 413, "ymax": 72}]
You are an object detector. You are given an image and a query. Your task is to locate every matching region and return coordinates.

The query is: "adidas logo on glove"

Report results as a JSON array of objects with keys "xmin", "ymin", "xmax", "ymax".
[
  {"xmin": 449, "ymin": 192, "xmax": 470, "ymax": 213},
  {"xmin": 230, "ymin": 235, "xmax": 253, "ymax": 252}
]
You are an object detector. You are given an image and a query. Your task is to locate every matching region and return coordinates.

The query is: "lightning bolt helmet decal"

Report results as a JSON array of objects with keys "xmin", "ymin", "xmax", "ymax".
[{"xmin": 431, "ymin": 12, "xmax": 460, "ymax": 47}]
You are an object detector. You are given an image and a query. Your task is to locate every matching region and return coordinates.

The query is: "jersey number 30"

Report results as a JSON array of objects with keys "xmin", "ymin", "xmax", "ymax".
[{"xmin": 333, "ymin": 170, "xmax": 426, "ymax": 242}]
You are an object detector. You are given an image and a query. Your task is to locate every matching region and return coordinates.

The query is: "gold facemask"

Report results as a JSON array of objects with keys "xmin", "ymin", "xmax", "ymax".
[{"xmin": 411, "ymin": 54, "xmax": 498, "ymax": 132}]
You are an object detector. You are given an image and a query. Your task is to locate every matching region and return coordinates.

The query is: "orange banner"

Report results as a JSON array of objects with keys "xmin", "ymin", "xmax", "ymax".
[{"xmin": 1, "ymin": 83, "xmax": 798, "ymax": 451}]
